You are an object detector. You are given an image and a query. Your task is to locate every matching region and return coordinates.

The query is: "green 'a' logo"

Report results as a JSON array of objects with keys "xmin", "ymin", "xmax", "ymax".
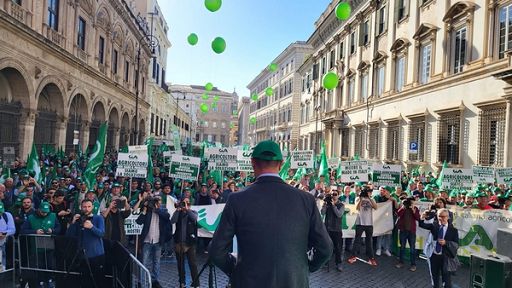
[
  {"xmin": 197, "ymin": 208, "xmax": 223, "ymax": 232},
  {"xmin": 459, "ymin": 225, "xmax": 493, "ymax": 250}
]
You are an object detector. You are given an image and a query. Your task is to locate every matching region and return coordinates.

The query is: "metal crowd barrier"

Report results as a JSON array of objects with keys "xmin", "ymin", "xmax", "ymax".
[
  {"xmin": 111, "ymin": 241, "xmax": 152, "ymax": 288},
  {"xmin": 0, "ymin": 235, "xmax": 16, "ymax": 288}
]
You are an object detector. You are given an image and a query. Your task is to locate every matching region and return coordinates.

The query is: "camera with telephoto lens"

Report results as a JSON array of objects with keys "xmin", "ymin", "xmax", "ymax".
[
  {"xmin": 402, "ymin": 196, "xmax": 415, "ymax": 208},
  {"xmin": 426, "ymin": 204, "xmax": 437, "ymax": 219},
  {"xmin": 174, "ymin": 200, "xmax": 188, "ymax": 209},
  {"xmin": 324, "ymin": 194, "xmax": 333, "ymax": 205},
  {"xmin": 359, "ymin": 187, "xmax": 372, "ymax": 198},
  {"xmin": 142, "ymin": 196, "xmax": 160, "ymax": 210}
]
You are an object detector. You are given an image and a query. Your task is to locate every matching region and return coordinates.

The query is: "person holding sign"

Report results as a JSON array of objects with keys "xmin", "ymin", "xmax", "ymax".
[{"xmin": 209, "ymin": 140, "xmax": 332, "ymax": 288}]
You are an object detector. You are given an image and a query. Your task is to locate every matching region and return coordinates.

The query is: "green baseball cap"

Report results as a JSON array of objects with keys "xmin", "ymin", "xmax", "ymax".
[
  {"xmin": 251, "ymin": 140, "xmax": 283, "ymax": 161},
  {"xmin": 40, "ymin": 202, "xmax": 51, "ymax": 213},
  {"xmin": 0, "ymin": 202, "xmax": 4, "ymax": 213},
  {"xmin": 475, "ymin": 191, "xmax": 488, "ymax": 198}
]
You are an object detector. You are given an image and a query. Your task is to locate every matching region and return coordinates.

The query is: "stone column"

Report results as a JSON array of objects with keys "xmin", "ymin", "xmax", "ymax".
[
  {"xmin": 56, "ymin": 116, "xmax": 68, "ymax": 149},
  {"xmin": 18, "ymin": 108, "xmax": 36, "ymax": 158},
  {"xmin": 81, "ymin": 120, "xmax": 90, "ymax": 151},
  {"xmin": 113, "ymin": 127, "xmax": 120, "ymax": 151}
]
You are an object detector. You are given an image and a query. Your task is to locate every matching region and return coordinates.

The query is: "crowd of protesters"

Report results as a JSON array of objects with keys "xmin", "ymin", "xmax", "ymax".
[{"xmin": 0, "ymin": 145, "xmax": 510, "ymax": 288}]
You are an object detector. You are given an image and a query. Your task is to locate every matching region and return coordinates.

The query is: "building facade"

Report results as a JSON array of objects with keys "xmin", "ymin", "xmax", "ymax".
[
  {"xmin": 0, "ymin": 0, "xmax": 154, "ymax": 157},
  {"xmin": 297, "ymin": 0, "xmax": 512, "ymax": 171},
  {"xmin": 247, "ymin": 41, "xmax": 313, "ymax": 151},
  {"xmin": 169, "ymin": 84, "xmax": 237, "ymax": 146},
  {"xmin": 237, "ymin": 96, "xmax": 250, "ymax": 145}
]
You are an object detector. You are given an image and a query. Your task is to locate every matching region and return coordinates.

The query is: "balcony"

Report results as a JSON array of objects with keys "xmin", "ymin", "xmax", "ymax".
[
  {"xmin": 44, "ymin": 24, "xmax": 65, "ymax": 48},
  {"xmin": 321, "ymin": 108, "xmax": 344, "ymax": 129},
  {"xmin": 8, "ymin": 2, "xmax": 25, "ymax": 23},
  {"xmin": 76, "ymin": 47, "xmax": 88, "ymax": 62}
]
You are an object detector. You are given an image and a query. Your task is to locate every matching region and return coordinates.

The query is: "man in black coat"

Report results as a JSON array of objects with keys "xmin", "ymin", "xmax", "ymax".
[
  {"xmin": 419, "ymin": 208, "xmax": 459, "ymax": 288},
  {"xmin": 209, "ymin": 140, "xmax": 333, "ymax": 288}
]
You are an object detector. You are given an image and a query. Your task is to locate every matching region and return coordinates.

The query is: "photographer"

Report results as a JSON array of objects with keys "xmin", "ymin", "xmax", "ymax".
[
  {"xmin": 66, "ymin": 199, "xmax": 106, "ymax": 288},
  {"xmin": 102, "ymin": 195, "xmax": 130, "ymax": 246},
  {"xmin": 320, "ymin": 190, "xmax": 344, "ymax": 272},
  {"xmin": 136, "ymin": 196, "xmax": 171, "ymax": 288},
  {"xmin": 170, "ymin": 199, "xmax": 199, "ymax": 288},
  {"xmin": 395, "ymin": 196, "xmax": 420, "ymax": 271},
  {"xmin": 347, "ymin": 187, "xmax": 378, "ymax": 266}
]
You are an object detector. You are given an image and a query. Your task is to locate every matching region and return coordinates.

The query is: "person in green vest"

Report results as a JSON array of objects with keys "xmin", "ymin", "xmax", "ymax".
[{"xmin": 20, "ymin": 202, "xmax": 60, "ymax": 235}]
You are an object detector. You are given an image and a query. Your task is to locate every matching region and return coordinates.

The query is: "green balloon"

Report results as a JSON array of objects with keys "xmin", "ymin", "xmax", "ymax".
[
  {"xmin": 213, "ymin": 95, "xmax": 219, "ymax": 101},
  {"xmin": 211, "ymin": 37, "xmax": 226, "ymax": 54},
  {"xmin": 201, "ymin": 93, "xmax": 209, "ymax": 100},
  {"xmin": 251, "ymin": 93, "xmax": 258, "ymax": 101},
  {"xmin": 200, "ymin": 103, "xmax": 209, "ymax": 113},
  {"xmin": 335, "ymin": 2, "xmax": 351, "ymax": 21},
  {"xmin": 268, "ymin": 63, "xmax": 278, "ymax": 72},
  {"xmin": 204, "ymin": 0, "xmax": 222, "ymax": 12},
  {"xmin": 250, "ymin": 116, "xmax": 257, "ymax": 124},
  {"xmin": 265, "ymin": 87, "xmax": 273, "ymax": 96},
  {"xmin": 187, "ymin": 33, "xmax": 198, "ymax": 46},
  {"xmin": 322, "ymin": 72, "xmax": 339, "ymax": 90},
  {"xmin": 205, "ymin": 82, "xmax": 213, "ymax": 91}
]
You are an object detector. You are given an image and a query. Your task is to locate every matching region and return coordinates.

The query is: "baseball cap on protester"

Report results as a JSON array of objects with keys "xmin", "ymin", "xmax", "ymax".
[
  {"xmin": 251, "ymin": 140, "xmax": 283, "ymax": 161},
  {"xmin": 40, "ymin": 202, "xmax": 51, "ymax": 213}
]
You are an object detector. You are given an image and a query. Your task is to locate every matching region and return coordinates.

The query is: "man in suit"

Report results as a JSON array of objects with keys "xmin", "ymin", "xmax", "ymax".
[
  {"xmin": 419, "ymin": 208, "xmax": 459, "ymax": 288},
  {"xmin": 209, "ymin": 140, "xmax": 333, "ymax": 288}
]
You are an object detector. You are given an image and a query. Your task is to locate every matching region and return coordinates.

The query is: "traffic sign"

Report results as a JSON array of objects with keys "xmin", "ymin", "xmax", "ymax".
[{"xmin": 409, "ymin": 141, "xmax": 418, "ymax": 154}]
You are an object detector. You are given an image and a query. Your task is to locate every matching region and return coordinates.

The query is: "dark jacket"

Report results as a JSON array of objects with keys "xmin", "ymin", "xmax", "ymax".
[
  {"xmin": 208, "ymin": 176, "xmax": 333, "ymax": 288},
  {"xmin": 104, "ymin": 209, "xmax": 131, "ymax": 246},
  {"xmin": 321, "ymin": 201, "xmax": 344, "ymax": 232},
  {"xmin": 136, "ymin": 207, "xmax": 171, "ymax": 244},
  {"xmin": 170, "ymin": 209, "xmax": 198, "ymax": 245},
  {"xmin": 419, "ymin": 219, "xmax": 459, "ymax": 257},
  {"xmin": 396, "ymin": 206, "xmax": 421, "ymax": 233}
]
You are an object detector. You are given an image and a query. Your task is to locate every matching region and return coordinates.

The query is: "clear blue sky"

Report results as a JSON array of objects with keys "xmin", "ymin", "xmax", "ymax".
[{"xmin": 159, "ymin": 0, "xmax": 332, "ymax": 97}]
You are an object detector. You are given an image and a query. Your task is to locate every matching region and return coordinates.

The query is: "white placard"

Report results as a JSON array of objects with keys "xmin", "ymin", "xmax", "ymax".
[
  {"xmin": 328, "ymin": 158, "xmax": 340, "ymax": 170},
  {"xmin": 496, "ymin": 167, "xmax": 512, "ymax": 185},
  {"xmin": 169, "ymin": 155, "xmax": 201, "ymax": 181},
  {"xmin": 339, "ymin": 160, "xmax": 369, "ymax": 182},
  {"xmin": 116, "ymin": 152, "xmax": 148, "ymax": 178},
  {"xmin": 441, "ymin": 168, "xmax": 474, "ymax": 189},
  {"xmin": 290, "ymin": 150, "xmax": 315, "ymax": 169},
  {"xmin": 472, "ymin": 165, "xmax": 495, "ymax": 184}
]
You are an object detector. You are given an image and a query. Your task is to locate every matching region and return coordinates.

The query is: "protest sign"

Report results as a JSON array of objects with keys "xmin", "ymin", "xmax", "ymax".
[
  {"xmin": 328, "ymin": 157, "xmax": 340, "ymax": 170},
  {"xmin": 124, "ymin": 210, "xmax": 143, "ymax": 235},
  {"xmin": 472, "ymin": 165, "xmax": 495, "ymax": 184},
  {"xmin": 339, "ymin": 160, "xmax": 369, "ymax": 182},
  {"xmin": 190, "ymin": 204, "xmax": 226, "ymax": 237},
  {"xmin": 169, "ymin": 155, "xmax": 200, "ymax": 181},
  {"xmin": 115, "ymin": 152, "xmax": 148, "ymax": 178},
  {"xmin": 495, "ymin": 167, "xmax": 512, "ymax": 185},
  {"xmin": 205, "ymin": 147, "xmax": 238, "ymax": 171},
  {"xmin": 290, "ymin": 150, "xmax": 314, "ymax": 169},
  {"xmin": 237, "ymin": 150, "xmax": 254, "ymax": 172},
  {"xmin": 441, "ymin": 168, "xmax": 473, "ymax": 189},
  {"xmin": 371, "ymin": 163, "xmax": 401, "ymax": 187},
  {"xmin": 163, "ymin": 150, "xmax": 182, "ymax": 167}
]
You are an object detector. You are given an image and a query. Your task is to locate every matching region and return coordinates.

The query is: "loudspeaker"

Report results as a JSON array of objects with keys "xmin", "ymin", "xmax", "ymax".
[
  {"xmin": 470, "ymin": 253, "xmax": 512, "ymax": 288},
  {"xmin": 497, "ymin": 228, "xmax": 512, "ymax": 259}
]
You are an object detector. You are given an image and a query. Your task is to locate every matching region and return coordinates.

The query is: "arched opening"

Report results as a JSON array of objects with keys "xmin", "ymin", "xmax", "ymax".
[
  {"xmin": 130, "ymin": 116, "xmax": 137, "ymax": 145},
  {"xmin": 120, "ymin": 113, "xmax": 130, "ymax": 148},
  {"xmin": 139, "ymin": 118, "xmax": 146, "ymax": 145},
  {"xmin": 89, "ymin": 101, "xmax": 106, "ymax": 149},
  {"xmin": 107, "ymin": 107, "xmax": 120, "ymax": 152},
  {"xmin": 34, "ymin": 83, "xmax": 64, "ymax": 150},
  {"xmin": 0, "ymin": 67, "xmax": 28, "ymax": 156},
  {"xmin": 66, "ymin": 94, "xmax": 88, "ymax": 153}
]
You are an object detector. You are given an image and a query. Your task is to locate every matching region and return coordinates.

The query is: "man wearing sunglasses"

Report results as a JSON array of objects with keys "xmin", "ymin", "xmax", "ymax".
[{"xmin": 321, "ymin": 188, "xmax": 345, "ymax": 272}]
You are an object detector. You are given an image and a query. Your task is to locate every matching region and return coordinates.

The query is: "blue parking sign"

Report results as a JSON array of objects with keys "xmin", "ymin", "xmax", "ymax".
[{"xmin": 409, "ymin": 141, "xmax": 418, "ymax": 154}]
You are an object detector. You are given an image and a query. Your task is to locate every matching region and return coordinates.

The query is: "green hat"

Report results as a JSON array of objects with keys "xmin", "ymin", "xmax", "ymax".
[
  {"xmin": 88, "ymin": 189, "xmax": 96, "ymax": 193},
  {"xmin": 475, "ymin": 191, "xmax": 488, "ymax": 198},
  {"xmin": 40, "ymin": 202, "xmax": 51, "ymax": 213},
  {"xmin": 251, "ymin": 140, "xmax": 283, "ymax": 161},
  {"xmin": 112, "ymin": 183, "xmax": 121, "ymax": 188},
  {"xmin": 382, "ymin": 186, "xmax": 393, "ymax": 192},
  {"xmin": 236, "ymin": 183, "xmax": 244, "ymax": 188},
  {"xmin": 505, "ymin": 191, "xmax": 512, "ymax": 199},
  {"xmin": 201, "ymin": 183, "xmax": 207, "ymax": 186},
  {"xmin": 0, "ymin": 202, "xmax": 4, "ymax": 213},
  {"xmin": 424, "ymin": 184, "xmax": 434, "ymax": 192},
  {"xmin": 97, "ymin": 183, "xmax": 104, "ymax": 189},
  {"xmin": 449, "ymin": 190, "xmax": 459, "ymax": 198}
]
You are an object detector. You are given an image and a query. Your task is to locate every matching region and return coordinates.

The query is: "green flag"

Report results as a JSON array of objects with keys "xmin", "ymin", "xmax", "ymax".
[
  {"xmin": 119, "ymin": 145, "xmax": 128, "ymax": 153},
  {"xmin": 279, "ymin": 149, "xmax": 291, "ymax": 180},
  {"xmin": 0, "ymin": 166, "xmax": 11, "ymax": 184},
  {"xmin": 145, "ymin": 137, "xmax": 154, "ymax": 184},
  {"xmin": 352, "ymin": 154, "xmax": 360, "ymax": 161},
  {"xmin": 293, "ymin": 167, "xmax": 307, "ymax": 181},
  {"xmin": 83, "ymin": 122, "xmax": 108, "ymax": 190},
  {"xmin": 318, "ymin": 141, "xmax": 329, "ymax": 181},
  {"xmin": 436, "ymin": 160, "xmax": 448, "ymax": 187},
  {"xmin": 336, "ymin": 161, "xmax": 342, "ymax": 180},
  {"xmin": 210, "ymin": 170, "xmax": 223, "ymax": 187},
  {"xmin": 27, "ymin": 142, "xmax": 42, "ymax": 183}
]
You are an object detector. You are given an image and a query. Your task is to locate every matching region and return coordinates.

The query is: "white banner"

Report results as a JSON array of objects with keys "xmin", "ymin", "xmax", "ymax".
[
  {"xmin": 495, "ymin": 167, "xmax": 512, "ymax": 185},
  {"xmin": 237, "ymin": 150, "xmax": 254, "ymax": 172},
  {"xmin": 328, "ymin": 158, "xmax": 340, "ymax": 170},
  {"xmin": 472, "ymin": 165, "xmax": 495, "ymax": 184},
  {"xmin": 291, "ymin": 150, "xmax": 314, "ymax": 169},
  {"xmin": 441, "ymin": 168, "xmax": 473, "ymax": 189},
  {"xmin": 116, "ymin": 153, "xmax": 148, "ymax": 178},
  {"xmin": 190, "ymin": 204, "xmax": 226, "ymax": 237},
  {"xmin": 340, "ymin": 160, "xmax": 369, "ymax": 182}
]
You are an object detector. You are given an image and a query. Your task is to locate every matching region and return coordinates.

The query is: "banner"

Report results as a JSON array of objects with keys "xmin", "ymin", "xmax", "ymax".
[
  {"xmin": 495, "ymin": 167, "xmax": 512, "ymax": 185},
  {"xmin": 169, "ymin": 155, "xmax": 200, "ymax": 181},
  {"xmin": 237, "ymin": 150, "xmax": 254, "ymax": 172},
  {"xmin": 116, "ymin": 152, "xmax": 148, "ymax": 178},
  {"xmin": 413, "ymin": 202, "xmax": 512, "ymax": 257},
  {"xmin": 206, "ymin": 147, "xmax": 238, "ymax": 171},
  {"xmin": 371, "ymin": 163, "xmax": 401, "ymax": 187},
  {"xmin": 472, "ymin": 165, "xmax": 495, "ymax": 184},
  {"xmin": 441, "ymin": 168, "xmax": 473, "ymax": 190},
  {"xmin": 290, "ymin": 150, "xmax": 314, "ymax": 169},
  {"xmin": 124, "ymin": 210, "xmax": 144, "ymax": 235},
  {"xmin": 340, "ymin": 160, "xmax": 369, "ymax": 182},
  {"xmin": 328, "ymin": 158, "xmax": 340, "ymax": 170},
  {"xmin": 190, "ymin": 204, "xmax": 226, "ymax": 237},
  {"xmin": 163, "ymin": 150, "xmax": 182, "ymax": 167}
]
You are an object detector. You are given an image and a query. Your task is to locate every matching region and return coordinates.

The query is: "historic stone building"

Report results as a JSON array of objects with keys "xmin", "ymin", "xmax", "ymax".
[
  {"xmin": 237, "ymin": 96, "xmax": 250, "ymax": 145},
  {"xmin": 247, "ymin": 41, "xmax": 313, "ymax": 151},
  {"xmin": 297, "ymin": 0, "xmax": 512, "ymax": 171},
  {"xmin": 0, "ymin": 0, "xmax": 154, "ymax": 157}
]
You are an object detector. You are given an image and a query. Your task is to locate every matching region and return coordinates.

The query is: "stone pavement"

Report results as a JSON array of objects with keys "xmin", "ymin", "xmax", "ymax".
[{"xmin": 158, "ymin": 252, "xmax": 470, "ymax": 288}]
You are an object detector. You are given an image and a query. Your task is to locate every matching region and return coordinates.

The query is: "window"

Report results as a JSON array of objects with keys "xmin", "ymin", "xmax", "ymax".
[
  {"xmin": 163, "ymin": 120, "xmax": 167, "ymax": 136},
  {"xmin": 354, "ymin": 127, "xmax": 365, "ymax": 157},
  {"xmin": 155, "ymin": 115, "xmax": 160, "ymax": 136},
  {"xmin": 453, "ymin": 27, "xmax": 466, "ymax": 74},
  {"xmin": 408, "ymin": 117, "xmax": 426, "ymax": 162},
  {"xmin": 124, "ymin": 61, "xmax": 129, "ymax": 82},
  {"xmin": 368, "ymin": 124, "xmax": 380, "ymax": 159},
  {"xmin": 339, "ymin": 42, "xmax": 345, "ymax": 59},
  {"xmin": 152, "ymin": 60, "xmax": 157, "ymax": 79},
  {"xmin": 386, "ymin": 121, "xmax": 400, "ymax": 160},
  {"xmin": 360, "ymin": 20, "xmax": 369, "ymax": 46},
  {"xmin": 360, "ymin": 72, "xmax": 368, "ymax": 102},
  {"xmin": 48, "ymin": 0, "xmax": 59, "ymax": 31},
  {"xmin": 438, "ymin": 112, "xmax": 460, "ymax": 164},
  {"xmin": 341, "ymin": 128, "xmax": 349, "ymax": 157},
  {"xmin": 220, "ymin": 135, "xmax": 226, "ymax": 144},
  {"xmin": 419, "ymin": 44, "xmax": 432, "ymax": 84},
  {"xmin": 77, "ymin": 17, "xmax": 86, "ymax": 50},
  {"xmin": 212, "ymin": 135, "xmax": 217, "ymax": 142},
  {"xmin": 376, "ymin": 65, "xmax": 385, "ymax": 97},
  {"xmin": 478, "ymin": 105, "xmax": 506, "ymax": 166},
  {"xmin": 160, "ymin": 118, "xmax": 164, "ymax": 135},
  {"xmin": 112, "ymin": 49, "xmax": 118, "ymax": 74},
  {"xmin": 350, "ymin": 32, "xmax": 356, "ymax": 54},
  {"xmin": 395, "ymin": 56, "xmax": 405, "ymax": 92},
  {"xmin": 213, "ymin": 122, "xmax": 217, "ymax": 128},
  {"xmin": 329, "ymin": 50, "xmax": 335, "ymax": 69},
  {"xmin": 498, "ymin": 5, "xmax": 512, "ymax": 59},
  {"xmin": 204, "ymin": 121, "xmax": 209, "ymax": 128},
  {"xmin": 348, "ymin": 77, "xmax": 355, "ymax": 104},
  {"xmin": 98, "ymin": 36, "xmax": 105, "ymax": 64},
  {"xmin": 377, "ymin": 5, "xmax": 387, "ymax": 35},
  {"xmin": 150, "ymin": 113, "xmax": 154, "ymax": 133},
  {"xmin": 396, "ymin": 0, "xmax": 408, "ymax": 22},
  {"xmin": 321, "ymin": 56, "xmax": 326, "ymax": 75},
  {"xmin": 156, "ymin": 63, "xmax": 160, "ymax": 84}
]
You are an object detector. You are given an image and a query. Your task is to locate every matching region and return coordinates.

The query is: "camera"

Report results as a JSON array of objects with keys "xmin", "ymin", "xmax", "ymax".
[
  {"xmin": 174, "ymin": 201, "xmax": 188, "ymax": 209},
  {"xmin": 79, "ymin": 214, "xmax": 93, "ymax": 227},
  {"xmin": 402, "ymin": 196, "xmax": 415, "ymax": 208},
  {"xmin": 426, "ymin": 204, "xmax": 437, "ymax": 219},
  {"xmin": 142, "ymin": 196, "xmax": 160, "ymax": 210},
  {"xmin": 324, "ymin": 194, "xmax": 333, "ymax": 205},
  {"xmin": 359, "ymin": 187, "xmax": 372, "ymax": 198},
  {"xmin": 114, "ymin": 198, "xmax": 127, "ymax": 210}
]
